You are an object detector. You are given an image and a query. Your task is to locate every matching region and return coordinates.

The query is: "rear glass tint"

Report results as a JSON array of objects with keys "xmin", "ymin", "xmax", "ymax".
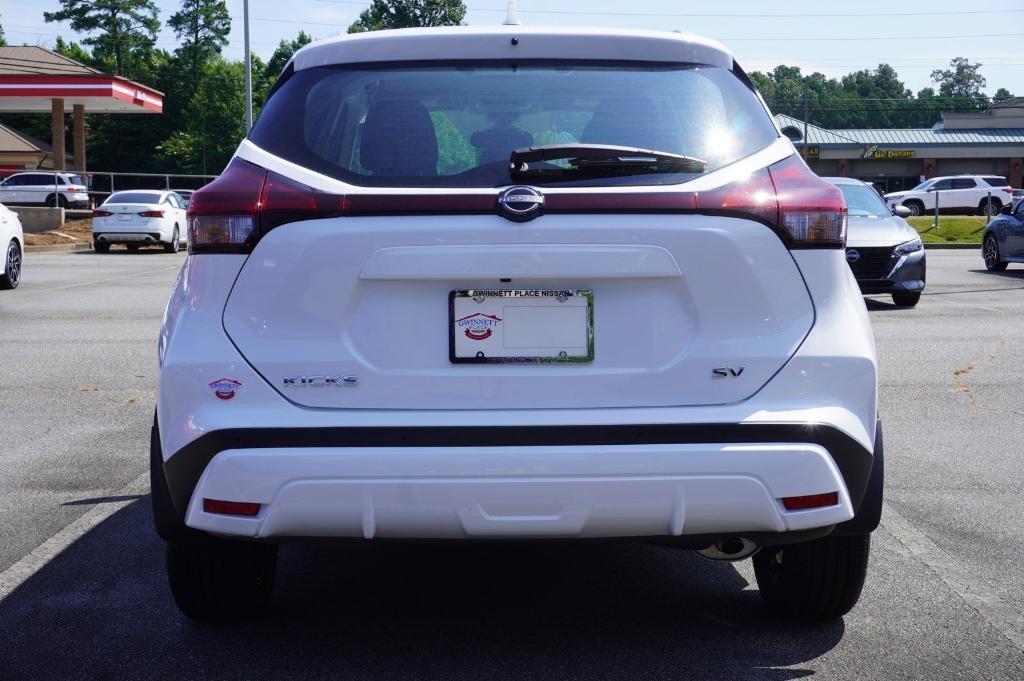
[
  {"xmin": 981, "ymin": 176, "xmax": 1009, "ymax": 187},
  {"xmin": 105, "ymin": 192, "xmax": 163, "ymax": 204},
  {"xmin": 251, "ymin": 62, "xmax": 779, "ymax": 188}
]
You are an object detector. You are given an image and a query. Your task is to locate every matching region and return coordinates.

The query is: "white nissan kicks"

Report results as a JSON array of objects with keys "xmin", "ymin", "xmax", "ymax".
[{"xmin": 154, "ymin": 25, "xmax": 883, "ymax": 622}]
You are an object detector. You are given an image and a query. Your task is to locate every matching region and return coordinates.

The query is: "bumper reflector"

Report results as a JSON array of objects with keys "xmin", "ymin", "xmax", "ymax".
[
  {"xmin": 782, "ymin": 492, "xmax": 839, "ymax": 511},
  {"xmin": 202, "ymin": 498, "xmax": 261, "ymax": 516}
]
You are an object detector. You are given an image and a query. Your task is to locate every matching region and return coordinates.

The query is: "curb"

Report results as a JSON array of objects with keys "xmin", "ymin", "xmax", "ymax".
[
  {"xmin": 25, "ymin": 242, "xmax": 93, "ymax": 254},
  {"xmin": 923, "ymin": 243, "xmax": 979, "ymax": 250}
]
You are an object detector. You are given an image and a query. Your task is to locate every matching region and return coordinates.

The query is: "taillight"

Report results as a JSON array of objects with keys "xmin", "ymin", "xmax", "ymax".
[
  {"xmin": 187, "ymin": 158, "xmax": 347, "ymax": 253},
  {"xmin": 782, "ymin": 492, "xmax": 840, "ymax": 511},
  {"xmin": 92, "ymin": 209, "xmax": 112, "ymax": 218},
  {"xmin": 139, "ymin": 209, "xmax": 164, "ymax": 218},
  {"xmin": 693, "ymin": 155, "xmax": 846, "ymax": 247}
]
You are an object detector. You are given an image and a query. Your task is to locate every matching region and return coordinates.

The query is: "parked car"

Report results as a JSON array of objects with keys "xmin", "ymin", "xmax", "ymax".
[
  {"xmin": 884, "ymin": 175, "xmax": 1013, "ymax": 217},
  {"xmin": 92, "ymin": 190, "xmax": 187, "ymax": 253},
  {"xmin": 0, "ymin": 202, "xmax": 23, "ymax": 290},
  {"xmin": 153, "ymin": 25, "xmax": 883, "ymax": 623},
  {"xmin": 0, "ymin": 171, "xmax": 90, "ymax": 209},
  {"xmin": 825, "ymin": 177, "xmax": 925, "ymax": 306},
  {"xmin": 981, "ymin": 200, "xmax": 1024, "ymax": 271}
]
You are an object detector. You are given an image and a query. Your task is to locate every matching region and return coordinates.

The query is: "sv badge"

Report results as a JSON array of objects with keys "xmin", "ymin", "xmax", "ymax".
[{"xmin": 712, "ymin": 367, "xmax": 745, "ymax": 378}]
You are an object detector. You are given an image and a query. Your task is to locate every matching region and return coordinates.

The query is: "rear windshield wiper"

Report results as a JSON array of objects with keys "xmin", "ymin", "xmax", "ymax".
[{"xmin": 510, "ymin": 144, "xmax": 706, "ymax": 177}]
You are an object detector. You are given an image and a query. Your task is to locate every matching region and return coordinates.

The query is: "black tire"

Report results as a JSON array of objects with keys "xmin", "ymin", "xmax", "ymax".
[
  {"xmin": 1, "ymin": 238, "xmax": 21, "ymax": 290},
  {"xmin": 903, "ymin": 200, "xmax": 924, "ymax": 217},
  {"xmin": 45, "ymin": 194, "xmax": 67, "ymax": 208},
  {"xmin": 93, "ymin": 240, "xmax": 110, "ymax": 254},
  {"xmin": 892, "ymin": 291, "xmax": 921, "ymax": 307},
  {"xmin": 983, "ymin": 234, "xmax": 1008, "ymax": 271},
  {"xmin": 125, "ymin": 244, "xmax": 139, "ymax": 252},
  {"xmin": 166, "ymin": 536, "xmax": 278, "ymax": 621},
  {"xmin": 753, "ymin": 533, "xmax": 871, "ymax": 620},
  {"xmin": 164, "ymin": 226, "xmax": 180, "ymax": 253},
  {"xmin": 978, "ymin": 198, "xmax": 1002, "ymax": 218}
]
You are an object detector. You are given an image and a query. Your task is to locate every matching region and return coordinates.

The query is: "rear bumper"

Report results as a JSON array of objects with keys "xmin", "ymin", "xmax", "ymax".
[
  {"xmin": 94, "ymin": 232, "xmax": 163, "ymax": 243},
  {"xmin": 163, "ymin": 423, "xmax": 873, "ymax": 541}
]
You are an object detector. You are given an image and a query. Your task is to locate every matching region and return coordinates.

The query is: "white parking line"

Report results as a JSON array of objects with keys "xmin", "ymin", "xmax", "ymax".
[
  {"xmin": 0, "ymin": 473, "xmax": 149, "ymax": 601},
  {"xmin": 881, "ymin": 502, "xmax": 1024, "ymax": 651}
]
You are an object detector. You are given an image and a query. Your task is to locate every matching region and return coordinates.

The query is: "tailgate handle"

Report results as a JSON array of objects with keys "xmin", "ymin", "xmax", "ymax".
[{"xmin": 360, "ymin": 244, "xmax": 682, "ymax": 280}]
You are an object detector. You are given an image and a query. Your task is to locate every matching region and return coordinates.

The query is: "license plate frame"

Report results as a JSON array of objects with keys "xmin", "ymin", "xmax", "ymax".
[{"xmin": 449, "ymin": 289, "xmax": 594, "ymax": 364}]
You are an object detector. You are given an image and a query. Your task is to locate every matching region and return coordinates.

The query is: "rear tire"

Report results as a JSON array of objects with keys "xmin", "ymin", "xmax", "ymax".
[
  {"xmin": 892, "ymin": 291, "xmax": 921, "ymax": 307},
  {"xmin": 164, "ymin": 226, "xmax": 180, "ymax": 253},
  {"xmin": 93, "ymin": 240, "xmax": 110, "ymax": 254},
  {"xmin": 904, "ymin": 200, "xmax": 924, "ymax": 217},
  {"xmin": 166, "ymin": 537, "xmax": 278, "ymax": 622},
  {"xmin": 983, "ymin": 234, "xmax": 1008, "ymax": 271},
  {"xmin": 754, "ymin": 533, "xmax": 871, "ymax": 620},
  {"xmin": 979, "ymin": 198, "xmax": 1002, "ymax": 218}
]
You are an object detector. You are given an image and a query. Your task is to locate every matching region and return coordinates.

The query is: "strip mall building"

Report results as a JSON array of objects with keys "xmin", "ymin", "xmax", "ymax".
[{"xmin": 776, "ymin": 98, "xmax": 1024, "ymax": 193}]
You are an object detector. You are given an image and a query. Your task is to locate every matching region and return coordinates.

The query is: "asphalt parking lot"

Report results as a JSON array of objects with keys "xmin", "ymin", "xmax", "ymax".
[{"xmin": 1, "ymin": 248, "xmax": 1023, "ymax": 680}]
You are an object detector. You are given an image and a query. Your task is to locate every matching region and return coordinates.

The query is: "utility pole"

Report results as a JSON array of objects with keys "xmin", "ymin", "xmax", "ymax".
[
  {"xmin": 243, "ymin": 0, "xmax": 253, "ymax": 130},
  {"xmin": 802, "ymin": 91, "xmax": 809, "ymax": 160}
]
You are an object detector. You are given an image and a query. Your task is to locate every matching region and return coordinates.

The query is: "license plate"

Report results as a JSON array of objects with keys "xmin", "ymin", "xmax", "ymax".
[
  {"xmin": 117, "ymin": 213, "xmax": 132, "ymax": 221},
  {"xmin": 449, "ymin": 289, "xmax": 594, "ymax": 364}
]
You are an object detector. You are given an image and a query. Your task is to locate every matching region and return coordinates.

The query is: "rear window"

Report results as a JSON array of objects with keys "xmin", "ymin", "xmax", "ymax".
[
  {"xmin": 104, "ymin": 192, "xmax": 162, "ymax": 204},
  {"xmin": 981, "ymin": 176, "xmax": 1009, "ymax": 187},
  {"xmin": 65, "ymin": 175, "xmax": 84, "ymax": 186},
  {"xmin": 250, "ymin": 62, "xmax": 779, "ymax": 188}
]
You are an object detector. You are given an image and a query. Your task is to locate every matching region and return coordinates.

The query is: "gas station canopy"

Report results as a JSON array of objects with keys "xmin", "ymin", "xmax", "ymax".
[{"xmin": 0, "ymin": 46, "xmax": 163, "ymax": 170}]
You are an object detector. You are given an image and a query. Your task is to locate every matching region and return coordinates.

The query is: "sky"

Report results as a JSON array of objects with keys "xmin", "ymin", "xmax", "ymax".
[{"xmin": 1, "ymin": 0, "xmax": 1021, "ymax": 95}]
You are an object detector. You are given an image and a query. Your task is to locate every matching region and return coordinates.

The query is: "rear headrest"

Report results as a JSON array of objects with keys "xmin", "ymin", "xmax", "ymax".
[
  {"xmin": 581, "ymin": 95, "xmax": 669, "ymax": 151},
  {"xmin": 360, "ymin": 99, "xmax": 438, "ymax": 176}
]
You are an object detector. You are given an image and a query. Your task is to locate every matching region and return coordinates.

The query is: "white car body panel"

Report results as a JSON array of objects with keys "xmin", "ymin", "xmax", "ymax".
[{"xmin": 885, "ymin": 175, "xmax": 1013, "ymax": 213}]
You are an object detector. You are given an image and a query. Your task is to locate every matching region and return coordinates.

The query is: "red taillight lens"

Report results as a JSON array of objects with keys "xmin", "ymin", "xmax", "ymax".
[
  {"xmin": 186, "ymin": 158, "xmax": 347, "ymax": 253},
  {"xmin": 202, "ymin": 499, "xmax": 261, "ymax": 516},
  {"xmin": 768, "ymin": 155, "xmax": 847, "ymax": 246},
  {"xmin": 92, "ymin": 209, "xmax": 112, "ymax": 218},
  {"xmin": 782, "ymin": 492, "xmax": 840, "ymax": 511},
  {"xmin": 139, "ymin": 209, "xmax": 164, "ymax": 218},
  {"xmin": 693, "ymin": 155, "xmax": 846, "ymax": 248}
]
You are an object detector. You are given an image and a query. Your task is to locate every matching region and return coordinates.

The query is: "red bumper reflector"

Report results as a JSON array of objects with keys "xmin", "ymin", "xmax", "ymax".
[
  {"xmin": 782, "ymin": 492, "xmax": 839, "ymax": 511},
  {"xmin": 202, "ymin": 499, "xmax": 261, "ymax": 516}
]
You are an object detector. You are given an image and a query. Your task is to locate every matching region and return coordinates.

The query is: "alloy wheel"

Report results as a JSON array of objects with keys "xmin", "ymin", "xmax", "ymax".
[{"xmin": 6, "ymin": 240, "xmax": 21, "ymax": 286}]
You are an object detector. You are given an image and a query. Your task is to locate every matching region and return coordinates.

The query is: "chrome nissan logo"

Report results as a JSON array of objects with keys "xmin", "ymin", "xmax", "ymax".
[
  {"xmin": 846, "ymin": 249, "xmax": 860, "ymax": 263},
  {"xmin": 497, "ymin": 186, "xmax": 544, "ymax": 222}
]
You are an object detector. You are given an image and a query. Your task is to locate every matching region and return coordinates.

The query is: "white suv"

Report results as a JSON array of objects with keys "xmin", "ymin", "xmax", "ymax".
[
  {"xmin": 0, "ymin": 171, "xmax": 91, "ymax": 209},
  {"xmin": 884, "ymin": 175, "xmax": 1013, "ymax": 217},
  {"xmin": 153, "ymin": 25, "xmax": 883, "ymax": 622}
]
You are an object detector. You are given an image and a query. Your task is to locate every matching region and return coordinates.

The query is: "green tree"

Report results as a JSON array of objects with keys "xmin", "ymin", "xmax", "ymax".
[
  {"xmin": 265, "ymin": 31, "xmax": 312, "ymax": 80},
  {"xmin": 930, "ymin": 57, "xmax": 986, "ymax": 100},
  {"xmin": 44, "ymin": 0, "xmax": 161, "ymax": 76},
  {"xmin": 348, "ymin": 0, "xmax": 466, "ymax": 33},
  {"xmin": 0, "ymin": 17, "xmax": 7, "ymax": 47},
  {"xmin": 168, "ymin": 0, "xmax": 231, "ymax": 79},
  {"xmin": 993, "ymin": 87, "xmax": 1014, "ymax": 102}
]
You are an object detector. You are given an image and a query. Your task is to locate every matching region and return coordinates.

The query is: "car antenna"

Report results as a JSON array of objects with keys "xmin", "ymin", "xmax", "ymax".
[{"xmin": 503, "ymin": 0, "xmax": 521, "ymax": 25}]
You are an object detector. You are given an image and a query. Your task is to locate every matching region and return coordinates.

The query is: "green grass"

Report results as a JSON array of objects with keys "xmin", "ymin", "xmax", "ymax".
[{"xmin": 906, "ymin": 216, "xmax": 988, "ymax": 244}]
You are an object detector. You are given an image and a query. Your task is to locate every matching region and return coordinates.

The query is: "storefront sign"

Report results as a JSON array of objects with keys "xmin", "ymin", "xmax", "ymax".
[
  {"xmin": 862, "ymin": 145, "xmax": 915, "ymax": 160},
  {"xmin": 805, "ymin": 146, "xmax": 820, "ymax": 160}
]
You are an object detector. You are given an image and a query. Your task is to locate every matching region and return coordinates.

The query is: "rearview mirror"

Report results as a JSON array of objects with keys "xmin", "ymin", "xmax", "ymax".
[{"xmin": 893, "ymin": 205, "xmax": 912, "ymax": 218}]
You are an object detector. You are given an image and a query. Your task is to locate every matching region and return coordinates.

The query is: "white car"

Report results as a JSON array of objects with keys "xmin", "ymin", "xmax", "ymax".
[
  {"xmin": 884, "ymin": 175, "xmax": 1014, "ymax": 217},
  {"xmin": 92, "ymin": 190, "xmax": 187, "ymax": 253},
  {"xmin": 0, "ymin": 202, "xmax": 24, "ymax": 290},
  {"xmin": 0, "ymin": 171, "xmax": 91, "ymax": 209},
  {"xmin": 153, "ymin": 25, "xmax": 882, "ymax": 622}
]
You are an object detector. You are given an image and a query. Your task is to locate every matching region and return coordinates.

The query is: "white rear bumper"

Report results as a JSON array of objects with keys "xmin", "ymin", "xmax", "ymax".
[{"xmin": 185, "ymin": 442, "xmax": 854, "ymax": 539}]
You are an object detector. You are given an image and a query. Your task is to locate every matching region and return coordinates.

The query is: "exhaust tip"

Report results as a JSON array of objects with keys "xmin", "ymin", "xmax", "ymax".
[{"xmin": 696, "ymin": 537, "xmax": 758, "ymax": 561}]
